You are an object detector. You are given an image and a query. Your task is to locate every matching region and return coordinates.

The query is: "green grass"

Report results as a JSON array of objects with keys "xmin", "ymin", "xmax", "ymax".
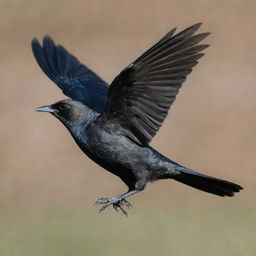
[{"xmin": 0, "ymin": 202, "xmax": 255, "ymax": 256}]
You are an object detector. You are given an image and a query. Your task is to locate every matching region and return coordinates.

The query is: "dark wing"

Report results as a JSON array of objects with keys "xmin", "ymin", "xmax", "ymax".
[
  {"xmin": 31, "ymin": 36, "xmax": 109, "ymax": 113},
  {"xmin": 96, "ymin": 23, "xmax": 210, "ymax": 145}
]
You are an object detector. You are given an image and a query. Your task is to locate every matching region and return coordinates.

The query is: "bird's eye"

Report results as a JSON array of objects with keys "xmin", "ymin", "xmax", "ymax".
[
  {"xmin": 60, "ymin": 105, "xmax": 67, "ymax": 111},
  {"xmin": 59, "ymin": 104, "xmax": 70, "ymax": 112},
  {"xmin": 52, "ymin": 103, "xmax": 71, "ymax": 114}
]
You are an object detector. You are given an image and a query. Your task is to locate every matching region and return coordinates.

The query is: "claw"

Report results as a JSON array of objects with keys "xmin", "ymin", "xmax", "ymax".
[
  {"xmin": 95, "ymin": 196, "xmax": 133, "ymax": 216},
  {"xmin": 95, "ymin": 197, "xmax": 111, "ymax": 205},
  {"xmin": 99, "ymin": 203, "xmax": 110, "ymax": 213},
  {"xmin": 122, "ymin": 199, "xmax": 132, "ymax": 208},
  {"xmin": 113, "ymin": 201, "xmax": 128, "ymax": 216},
  {"xmin": 112, "ymin": 204, "xmax": 119, "ymax": 212},
  {"xmin": 118, "ymin": 205, "xmax": 128, "ymax": 216}
]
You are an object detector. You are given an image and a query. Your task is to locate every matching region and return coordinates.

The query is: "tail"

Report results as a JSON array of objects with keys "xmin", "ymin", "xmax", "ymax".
[{"xmin": 173, "ymin": 167, "xmax": 243, "ymax": 197}]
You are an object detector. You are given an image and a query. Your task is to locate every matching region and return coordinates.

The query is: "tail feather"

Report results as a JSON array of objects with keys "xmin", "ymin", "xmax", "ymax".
[{"xmin": 173, "ymin": 168, "xmax": 243, "ymax": 197}]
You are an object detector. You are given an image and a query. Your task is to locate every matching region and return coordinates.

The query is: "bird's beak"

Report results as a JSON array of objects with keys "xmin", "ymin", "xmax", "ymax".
[{"xmin": 36, "ymin": 105, "xmax": 55, "ymax": 113}]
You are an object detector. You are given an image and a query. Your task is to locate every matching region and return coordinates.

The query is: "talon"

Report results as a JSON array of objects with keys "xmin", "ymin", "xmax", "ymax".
[
  {"xmin": 99, "ymin": 204, "xmax": 109, "ymax": 213},
  {"xmin": 112, "ymin": 201, "xmax": 128, "ymax": 216},
  {"xmin": 118, "ymin": 204, "xmax": 128, "ymax": 216},
  {"xmin": 95, "ymin": 196, "xmax": 133, "ymax": 216},
  {"xmin": 95, "ymin": 197, "xmax": 110, "ymax": 205},
  {"xmin": 122, "ymin": 199, "xmax": 132, "ymax": 208},
  {"xmin": 113, "ymin": 203, "xmax": 119, "ymax": 212}
]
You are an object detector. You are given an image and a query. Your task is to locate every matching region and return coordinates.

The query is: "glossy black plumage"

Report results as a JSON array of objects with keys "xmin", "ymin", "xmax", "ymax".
[
  {"xmin": 98, "ymin": 23, "xmax": 210, "ymax": 145},
  {"xmin": 32, "ymin": 36, "xmax": 108, "ymax": 113},
  {"xmin": 33, "ymin": 23, "xmax": 242, "ymax": 215}
]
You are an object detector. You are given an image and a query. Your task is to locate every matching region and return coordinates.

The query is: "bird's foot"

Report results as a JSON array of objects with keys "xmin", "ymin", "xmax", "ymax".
[
  {"xmin": 95, "ymin": 197, "xmax": 132, "ymax": 216},
  {"xmin": 94, "ymin": 197, "xmax": 112, "ymax": 204}
]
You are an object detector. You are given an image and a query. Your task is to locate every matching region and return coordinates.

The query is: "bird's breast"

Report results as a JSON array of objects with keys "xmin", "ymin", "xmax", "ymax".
[{"xmin": 78, "ymin": 124, "xmax": 143, "ymax": 169}]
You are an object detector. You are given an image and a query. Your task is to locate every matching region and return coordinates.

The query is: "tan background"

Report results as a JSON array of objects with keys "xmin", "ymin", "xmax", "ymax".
[{"xmin": 1, "ymin": 0, "xmax": 256, "ymax": 255}]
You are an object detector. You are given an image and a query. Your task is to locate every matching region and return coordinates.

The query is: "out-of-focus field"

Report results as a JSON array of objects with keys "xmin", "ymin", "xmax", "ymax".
[{"xmin": 1, "ymin": 0, "xmax": 256, "ymax": 255}]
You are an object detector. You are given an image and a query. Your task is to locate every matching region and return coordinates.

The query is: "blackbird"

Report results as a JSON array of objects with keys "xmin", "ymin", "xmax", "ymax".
[{"xmin": 32, "ymin": 23, "xmax": 242, "ymax": 215}]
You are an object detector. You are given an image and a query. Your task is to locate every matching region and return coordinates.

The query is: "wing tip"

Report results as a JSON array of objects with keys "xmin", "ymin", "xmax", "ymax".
[
  {"xmin": 42, "ymin": 35, "xmax": 55, "ymax": 47},
  {"xmin": 189, "ymin": 22, "xmax": 202, "ymax": 32},
  {"xmin": 199, "ymin": 44, "xmax": 211, "ymax": 51},
  {"xmin": 168, "ymin": 27, "xmax": 177, "ymax": 36},
  {"xmin": 201, "ymin": 32, "xmax": 211, "ymax": 38},
  {"xmin": 31, "ymin": 35, "xmax": 54, "ymax": 45},
  {"xmin": 31, "ymin": 35, "xmax": 57, "ymax": 52},
  {"xmin": 43, "ymin": 35, "xmax": 53, "ymax": 41},
  {"xmin": 31, "ymin": 37, "xmax": 39, "ymax": 44},
  {"xmin": 31, "ymin": 37, "xmax": 40, "ymax": 50}
]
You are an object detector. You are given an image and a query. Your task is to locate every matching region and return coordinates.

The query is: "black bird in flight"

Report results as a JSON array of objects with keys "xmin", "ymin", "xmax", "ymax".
[{"xmin": 32, "ymin": 23, "xmax": 242, "ymax": 215}]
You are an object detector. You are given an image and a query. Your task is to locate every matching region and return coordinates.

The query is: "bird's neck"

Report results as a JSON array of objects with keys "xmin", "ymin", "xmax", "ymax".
[{"xmin": 63, "ymin": 111, "xmax": 99, "ymax": 141}]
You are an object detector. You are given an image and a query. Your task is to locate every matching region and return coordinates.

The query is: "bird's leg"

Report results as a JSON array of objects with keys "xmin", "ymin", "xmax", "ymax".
[{"xmin": 95, "ymin": 190, "xmax": 139, "ymax": 215}]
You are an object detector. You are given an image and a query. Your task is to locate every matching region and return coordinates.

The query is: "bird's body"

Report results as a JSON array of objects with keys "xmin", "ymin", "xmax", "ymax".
[
  {"xmin": 33, "ymin": 23, "xmax": 242, "ymax": 215},
  {"xmin": 55, "ymin": 100, "xmax": 178, "ymax": 191}
]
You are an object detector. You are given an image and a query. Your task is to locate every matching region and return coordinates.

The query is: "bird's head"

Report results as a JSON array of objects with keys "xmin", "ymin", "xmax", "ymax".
[{"xmin": 36, "ymin": 99, "xmax": 96, "ymax": 127}]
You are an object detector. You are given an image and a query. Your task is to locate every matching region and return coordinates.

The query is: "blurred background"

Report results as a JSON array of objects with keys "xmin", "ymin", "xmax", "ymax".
[{"xmin": 1, "ymin": 0, "xmax": 256, "ymax": 255}]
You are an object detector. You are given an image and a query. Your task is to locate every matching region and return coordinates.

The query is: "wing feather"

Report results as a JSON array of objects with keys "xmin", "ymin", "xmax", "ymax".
[
  {"xmin": 32, "ymin": 36, "xmax": 109, "ymax": 113},
  {"xmin": 96, "ymin": 23, "xmax": 210, "ymax": 145}
]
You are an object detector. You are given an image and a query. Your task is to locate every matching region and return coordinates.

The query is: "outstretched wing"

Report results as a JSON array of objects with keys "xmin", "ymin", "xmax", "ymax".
[
  {"xmin": 96, "ymin": 23, "xmax": 210, "ymax": 145},
  {"xmin": 32, "ymin": 36, "xmax": 109, "ymax": 113}
]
